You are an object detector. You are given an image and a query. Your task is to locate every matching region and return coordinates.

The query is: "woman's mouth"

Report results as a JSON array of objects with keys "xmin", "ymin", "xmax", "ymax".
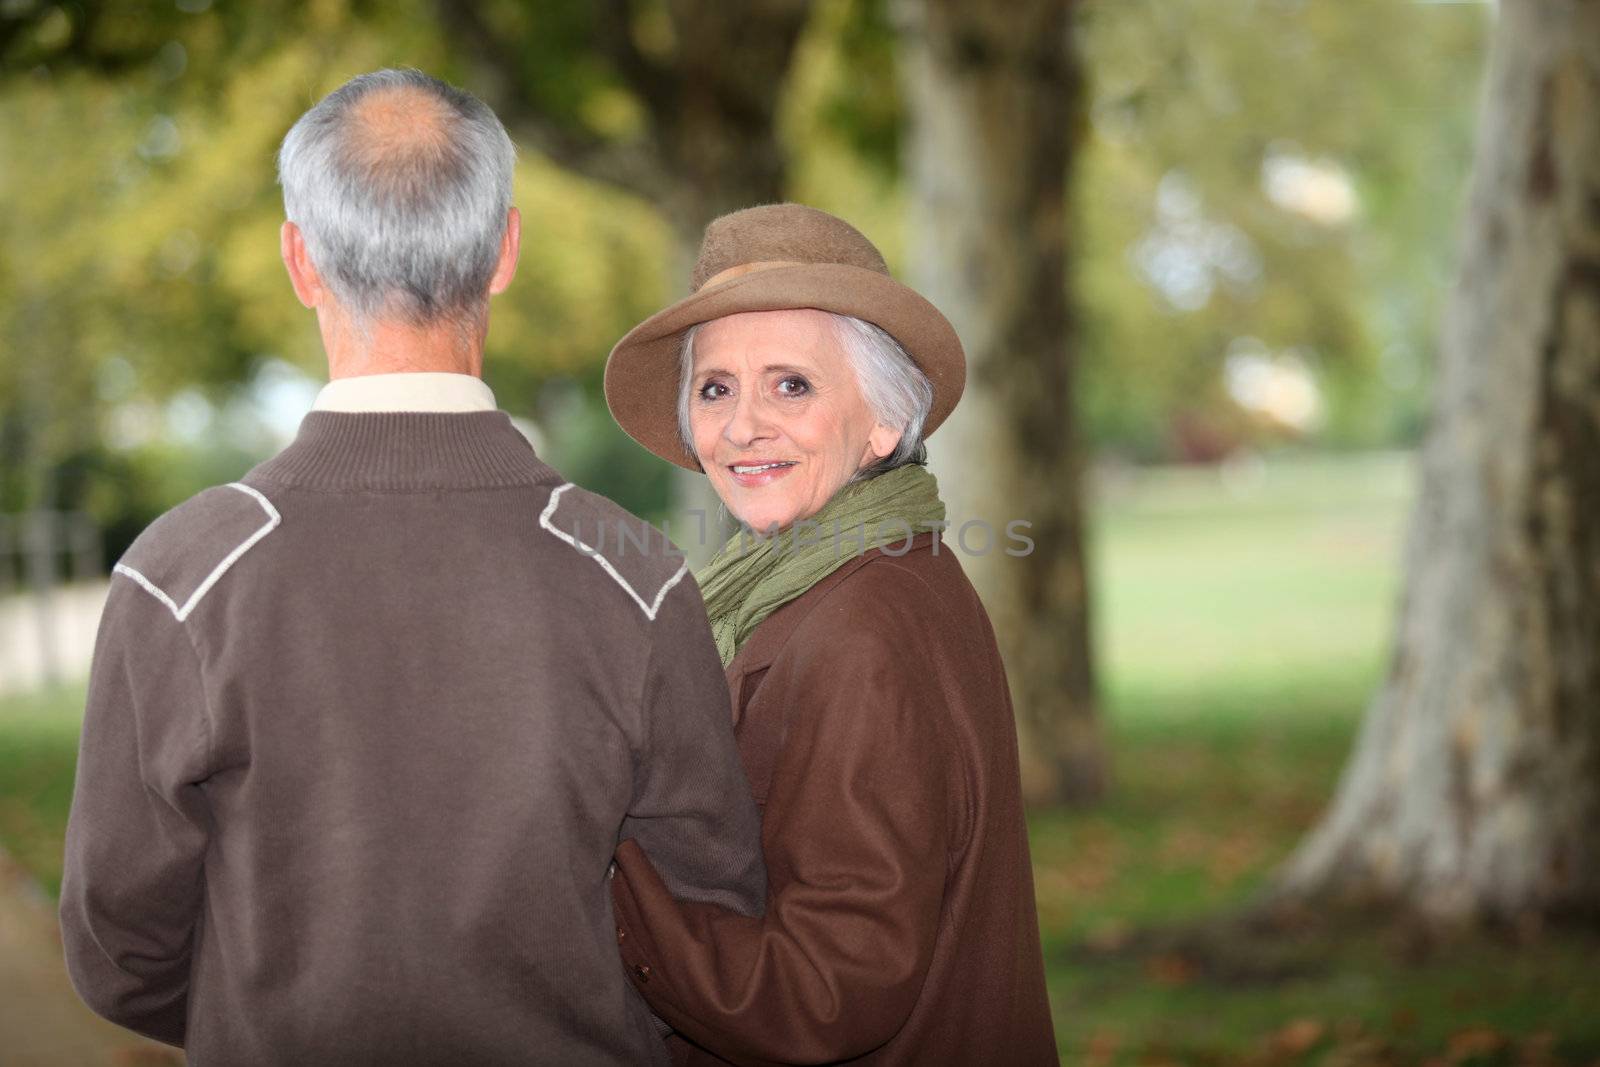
[{"xmin": 728, "ymin": 461, "xmax": 797, "ymax": 487}]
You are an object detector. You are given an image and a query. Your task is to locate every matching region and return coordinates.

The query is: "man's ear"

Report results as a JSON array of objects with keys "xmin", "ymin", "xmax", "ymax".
[
  {"xmin": 280, "ymin": 221, "xmax": 323, "ymax": 309},
  {"xmin": 488, "ymin": 207, "xmax": 521, "ymax": 296}
]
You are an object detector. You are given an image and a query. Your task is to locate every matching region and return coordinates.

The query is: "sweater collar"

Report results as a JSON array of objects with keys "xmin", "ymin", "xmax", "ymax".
[{"xmin": 248, "ymin": 410, "xmax": 560, "ymax": 491}]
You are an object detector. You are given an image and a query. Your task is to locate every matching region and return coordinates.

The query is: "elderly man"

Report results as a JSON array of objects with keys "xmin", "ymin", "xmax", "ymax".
[{"xmin": 59, "ymin": 68, "xmax": 762, "ymax": 1065}]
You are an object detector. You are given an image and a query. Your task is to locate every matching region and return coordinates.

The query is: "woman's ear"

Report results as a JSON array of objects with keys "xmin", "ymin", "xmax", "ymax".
[{"xmin": 865, "ymin": 423, "xmax": 902, "ymax": 463}]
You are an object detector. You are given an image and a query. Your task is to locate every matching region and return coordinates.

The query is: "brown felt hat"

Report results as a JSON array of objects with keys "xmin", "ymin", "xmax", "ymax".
[{"xmin": 604, "ymin": 203, "xmax": 966, "ymax": 471}]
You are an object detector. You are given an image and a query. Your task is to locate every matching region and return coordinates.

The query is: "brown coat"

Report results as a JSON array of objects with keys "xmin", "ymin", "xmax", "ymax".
[{"xmin": 612, "ymin": 533, "xmax": 1057, "ymax": 1065}]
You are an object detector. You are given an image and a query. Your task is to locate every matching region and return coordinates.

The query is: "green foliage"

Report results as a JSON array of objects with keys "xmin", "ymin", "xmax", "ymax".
[
  {"xmin": 809, "ymin": 0, "xmax": 902, "ymax": 179},
  {"xmin": 0, "ymin": 0, "xmax": 676, "ymax": 521},
  {"xmin": 1076, "ymin": 0, "xmax": 1488, "ymax": 456},
  {"xmin": 1, "ymin": 0, "xmax": 1494, "ymax": 534},
  {"xmin": 780, "ymin": 0, "xmax": 906, "ymax": 269},
  {"xmin": 431, "ymin": 0, "xmax": 649, "ymax": 140},
  {"xmin": 0, "ymin": 0, "xmax": 443, "ymax": 512},
  {"xmin": 787, "ymin": 0, "xmax": 1488, "ymax": 459}
]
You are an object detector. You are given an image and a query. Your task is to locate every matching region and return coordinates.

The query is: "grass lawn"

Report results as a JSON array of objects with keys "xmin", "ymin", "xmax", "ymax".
[
  {"xmin": 1034, "ymin": 451, "xmax": 1600, "ymax": 1065},
  {"xmin": 3, "ymin": 450, "xmax": 1597, "ymax": 1063},
  {"xmin": 0, "ymin": 683, "xmax": 84, "ymax": 898}
]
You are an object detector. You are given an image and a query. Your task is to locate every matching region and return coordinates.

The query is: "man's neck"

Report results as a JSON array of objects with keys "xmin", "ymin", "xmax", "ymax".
[{"xmin": 320, "ymin": 308, "xmax": 487, "ymax": 380}]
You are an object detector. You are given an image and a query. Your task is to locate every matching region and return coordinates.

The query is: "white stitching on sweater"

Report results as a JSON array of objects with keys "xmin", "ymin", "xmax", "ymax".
[
  {"xmin": 113, "ymin": 483, "xmax": 281, "ymax": 622},
  {"xmin": 539, "ymin": 483, "xmax": 689, "ymax": 621},
  {"xmin": 111, "ymin": 562, "xmax": 182, "ymax": 618}
]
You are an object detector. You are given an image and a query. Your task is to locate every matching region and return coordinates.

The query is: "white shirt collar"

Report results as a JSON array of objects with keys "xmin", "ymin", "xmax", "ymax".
[{"xmin": 312, "ymin": 372, "xmax": 498, "ymax": 414}]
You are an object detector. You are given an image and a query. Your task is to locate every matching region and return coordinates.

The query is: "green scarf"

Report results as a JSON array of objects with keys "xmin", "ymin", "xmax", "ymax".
[{"xmin": 697, "ymin": 463, "xmax": 947, "ymax": 666}]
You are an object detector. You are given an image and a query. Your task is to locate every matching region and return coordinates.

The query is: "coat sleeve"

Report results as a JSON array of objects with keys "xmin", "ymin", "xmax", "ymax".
[
  {"xmin": 613, "ymin": 567, "xmax": 952, "ymax": 1065},
  {"xmin": 620, "ymin": 571, "xmax": 766, "ymax": 918},
  {"xmin": 59, "ymin": 577, "xmax": 213, "ymax": 1047}
]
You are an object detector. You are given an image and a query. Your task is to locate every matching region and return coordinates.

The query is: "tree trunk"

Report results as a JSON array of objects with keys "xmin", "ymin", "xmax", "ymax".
[
  {"xmin": 896, "ymin": 0, "xmax": 1106, "ymax": 806},
  {"xmin": 439, "ymin": 0, "xmax": 812, "ymax": 560},
  {"xmin": 1276, "ymin": 0, "xmax": 1600, "ymax": 923}
]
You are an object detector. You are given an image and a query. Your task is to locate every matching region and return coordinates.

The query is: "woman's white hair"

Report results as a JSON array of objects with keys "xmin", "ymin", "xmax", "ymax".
[
  {"xmin": 277, "ymin": 68, "xmax": 515, "ymax": 328},
  {"xmin": 677, "ymin": 312, "xmax": 933, "ymax": 476}
]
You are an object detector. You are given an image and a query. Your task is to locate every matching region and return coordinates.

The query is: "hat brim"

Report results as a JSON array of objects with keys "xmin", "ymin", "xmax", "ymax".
[{"xmin": 603, "ymin": 263, "xmax": 966, "ymax": 471}]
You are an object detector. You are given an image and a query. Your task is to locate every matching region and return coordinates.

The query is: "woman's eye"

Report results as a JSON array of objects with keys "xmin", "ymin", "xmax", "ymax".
[
  {"xmin": 777, "ymin": 376, "xmax": 810, "ymax": 397},
  {"xmin": 698, "ymin": 381, "xmax": 730, "ymax": 401}
]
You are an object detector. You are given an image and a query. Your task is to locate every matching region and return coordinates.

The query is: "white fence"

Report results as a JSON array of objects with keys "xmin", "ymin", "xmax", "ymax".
[{"xmin": 0, "ymin": 513, "xmax": 107, "ymax": 696}]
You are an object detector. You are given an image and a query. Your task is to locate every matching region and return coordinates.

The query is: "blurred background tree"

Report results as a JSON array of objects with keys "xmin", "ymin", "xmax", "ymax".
[
  {"xmin": 1075, "ymin": 0, "xmax": 1484, "ymax": 459},
  {"xmin": 432, "ymin": 0, "xmax": 815, "ymax": 561},
  {"xmin": 898, "ymin": 0, "xmax": 1106, "ymax": 804},
  {"xmin": 0, "ymin": 0, "xmax": 676, "ymax": 553},
  {"xmin": 1276, "ymin": 0, "xmax": 1600, "ymax": 924},
  {"xmin": 0, "ymin": 0, "xmax": 1486, "ymax": 807}
]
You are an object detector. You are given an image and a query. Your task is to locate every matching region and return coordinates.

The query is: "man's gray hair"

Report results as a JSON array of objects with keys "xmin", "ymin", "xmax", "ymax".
[
  {"xmin": 677, "ymin": 312, "xmax": 933, "ymax": 475},
  {"xmin": 277, "ymin": 68, "xmax": 516, "ymax": 326}
]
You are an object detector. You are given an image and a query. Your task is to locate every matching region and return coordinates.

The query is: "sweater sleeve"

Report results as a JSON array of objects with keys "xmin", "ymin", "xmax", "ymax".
[
  {"xmin": 619, "ymin": 571, "xmax": 766, "ymax": 918},
  {"xmin": 59, "ymin": 577, "xmax": 213, "ymax": 1047},
  {"xmin": 612, "ymin": 567, "xmax": 951, "ymax": 1065}
]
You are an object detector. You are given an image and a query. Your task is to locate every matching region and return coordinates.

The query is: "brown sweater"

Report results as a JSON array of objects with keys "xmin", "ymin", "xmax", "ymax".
[{"xmin": 60, "ymin": 410, "xmax": 765, "ymax": 1066}]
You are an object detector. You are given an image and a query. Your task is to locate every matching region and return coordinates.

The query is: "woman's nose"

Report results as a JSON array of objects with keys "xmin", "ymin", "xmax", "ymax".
[{"xmin": 723, "ymin": 391, "xmax": 775, "ymax": 449}]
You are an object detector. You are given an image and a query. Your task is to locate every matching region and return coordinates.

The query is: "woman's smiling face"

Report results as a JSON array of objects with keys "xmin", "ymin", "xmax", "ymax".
[{"xmin": 687, "ymin": 309, "xmax": 901, "ymax": 533}]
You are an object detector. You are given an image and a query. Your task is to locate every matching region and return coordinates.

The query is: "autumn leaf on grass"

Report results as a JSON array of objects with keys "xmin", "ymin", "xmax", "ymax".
[
  {"xmin": 1389, "ymin": 1008, "xmax": 1420, "ymax": 1033},
  {"xmin": 1146, "ymin": 952, "xmax": 1197, "ymax": 986},
  {"xmin": 1333, "ymin": 1018, "xmax": 1366, "ymax": 1044},
  {"xmin": 1132, "ymin": 1053, "xmax": 1184, "ymax": 1067},
  {"xmin": 1444, "ymin": 1026, "xmax": 1506, "ymax": 1063},
  {"xmin": 1515, "ymin": 1031, "xmax": 1557, "ymax": 1066},
  {"xmin": 1083, "ymin": 1030, "xmax": 1121, "ymax": 1067},
  {"xmin": 1207, "ymin": 829, "xmax": 1267, "ymax": 886},
  {"xmin": 1270, "ymin": 1017, "xmax": 1327, "ymax": 1057},
  {"xmin": 1084, "ymin": 920, "xmax": 1131, "ymax": 953}
]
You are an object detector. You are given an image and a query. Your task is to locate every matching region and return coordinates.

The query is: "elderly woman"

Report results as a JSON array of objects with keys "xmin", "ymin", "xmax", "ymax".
[{"xmin": 603, "ymin": 204, "xmax": 1056, "ymax": 1066}]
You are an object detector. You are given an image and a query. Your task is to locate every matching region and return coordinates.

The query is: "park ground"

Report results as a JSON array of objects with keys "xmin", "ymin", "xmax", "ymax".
[{"xmin": 1, "ymin": 451, "xmax": 1597, "ymax": 1065}]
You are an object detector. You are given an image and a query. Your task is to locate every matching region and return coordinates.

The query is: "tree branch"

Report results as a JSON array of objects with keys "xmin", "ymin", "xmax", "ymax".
[
  {"xmin": 596, "ymin": 0, "xmax": 675, "ymax": 108},
  {"xmin": 0, "ymin": 3, "xmax": 146, "ymax": 77},
  {"xmin": 433, "ymin": 0, "xmax": 672, "ymax": 204},
  {"xmin": 506, "ymin": 115, "xmax": 671, "ymax": 203}
]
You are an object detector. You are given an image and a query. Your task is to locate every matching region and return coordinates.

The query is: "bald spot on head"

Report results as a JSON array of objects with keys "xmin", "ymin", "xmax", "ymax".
[{"xmin": 343, "ymin": 87, "xmax": 455, "ymax": 171}]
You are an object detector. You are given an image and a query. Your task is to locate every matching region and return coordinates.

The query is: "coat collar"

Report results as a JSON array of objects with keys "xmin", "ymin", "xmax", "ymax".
[{"xmin": 723, "ymin": 532, "xmax": 940, "ymax": 686}]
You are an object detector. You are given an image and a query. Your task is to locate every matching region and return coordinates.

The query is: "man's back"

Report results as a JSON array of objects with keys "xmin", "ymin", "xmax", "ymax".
[{"xmin": 61, "ymin": 410, "xmax": 763, "ymax": 1065}]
